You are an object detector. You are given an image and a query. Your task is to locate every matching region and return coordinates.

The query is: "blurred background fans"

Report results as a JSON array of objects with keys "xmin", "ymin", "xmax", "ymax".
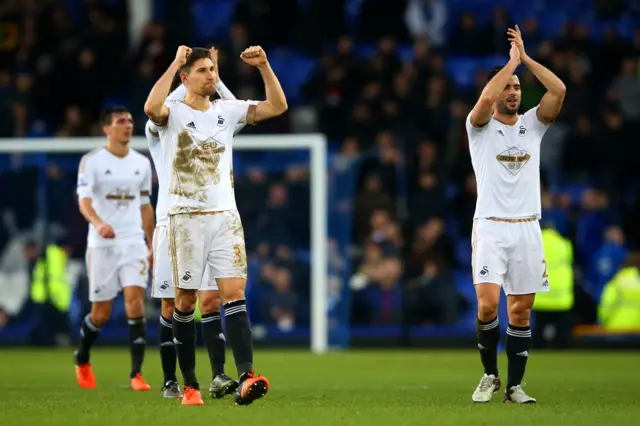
[{"xmin": 1, "ymin": 0, "xmax": 640, "ymax": 350}]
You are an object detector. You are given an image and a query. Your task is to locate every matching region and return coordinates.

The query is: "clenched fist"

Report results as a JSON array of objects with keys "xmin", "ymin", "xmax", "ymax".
[
  {"xmin": 240, "ymin": 46, "xmax": 268, "ymax": 67},
  {"xmin": 96, "ymin": 222, "xmax": 116, "ymax": 239},
  {"xmin": 174, "ymin": 45, "xmax": 192, "ymax": 67}
]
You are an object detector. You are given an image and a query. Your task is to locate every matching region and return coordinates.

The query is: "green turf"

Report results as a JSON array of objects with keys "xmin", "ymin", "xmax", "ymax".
[{"xmin": 1, "ymin": 348, "xmax": 637, "ymax": 426}]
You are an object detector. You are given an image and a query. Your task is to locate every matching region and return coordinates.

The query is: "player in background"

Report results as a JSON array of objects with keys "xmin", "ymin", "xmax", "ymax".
[
  {"xmin": 467, "ymin": 25, "xmax": 565, "ymax": 403},
  {"xmin": 144, "ymin": 45, "xmax": 287, "ymax": 406},
  {"xmin": 75, "ymin": 106, "xmax": 155, "ymax": 391},
  {"xmin": 147, "ymin": 47, "xmax": 244, "ymax": 399}
]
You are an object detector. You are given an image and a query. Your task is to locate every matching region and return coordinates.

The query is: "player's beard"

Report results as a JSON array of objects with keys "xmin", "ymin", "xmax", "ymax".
[
  {"xmin": 200, "ymin": 86, "xmax": 216, "ymax": 98},
  {"xmin": 497, "ymin": 99, "xmax": 519, "ymax": 116}
]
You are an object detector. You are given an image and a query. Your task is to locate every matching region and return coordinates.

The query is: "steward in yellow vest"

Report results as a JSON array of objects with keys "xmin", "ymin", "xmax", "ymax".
[
  {"xmin": 532, "ymin": 224, "xmax": 575, "ymax": 349},
  {"xmin": 29, "ymin": 243, "xmax": 72, "ymax": 346},
  {"xmin": 534, "ymin": 228, "xmax": 574, "ymax": 312},
  {"xmin": 598, "ymin": 253, "xmax": 640, "ymax": 331},
  {"xmin": 31, "ymin": 244, "xmax": 72, "ymax": 313}
]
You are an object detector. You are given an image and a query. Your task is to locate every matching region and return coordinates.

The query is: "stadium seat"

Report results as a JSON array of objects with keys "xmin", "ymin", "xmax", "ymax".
[
  {"xmin": 455, "ymin": 237, "xmax": 472, "ymax": 268},
  {"xmin": 193, "ymin": 0, "xmax": 235, "ymax": 40},
  {"xmin": 537, "ymin": 11, "xmax": 568, "ymax": 37},
  {"xmin": 267, "ymin": 54, "xmax": 316, "ymax": 105},
  {"xmin": 446, "ymin": 57, "xmax": 478, "ymax": 89},
  {"xmin": 478, "ymin": 55, "xmax": 509, "ymax": 73}
]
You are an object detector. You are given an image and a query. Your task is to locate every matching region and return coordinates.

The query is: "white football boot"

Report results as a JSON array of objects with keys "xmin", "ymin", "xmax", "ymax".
[
  {"xmin": 472, "ymin": 374, "xmax": 501, "ymax": 403},
  {"xmin": 504, "ymin": 384, "xmax": 536, "ymax": 404}
]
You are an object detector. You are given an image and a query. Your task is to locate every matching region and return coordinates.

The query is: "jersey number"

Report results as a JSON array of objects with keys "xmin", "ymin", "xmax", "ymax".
[
  {"xmin": 542, "ymin": 260, "xmax": 548, "ymax": 278},
  {"xmin": 233, "ymin": 245, "xmax": 244, "ymax": 266},
  {"xmin": 171, "ymin": 132, "xmax": 226, "ymax": 202}
]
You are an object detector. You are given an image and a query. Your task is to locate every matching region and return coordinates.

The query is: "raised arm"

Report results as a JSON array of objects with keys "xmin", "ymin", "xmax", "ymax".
[
  {"xmin": 144, "ymin": 46, "xmax": 191, "ymax": 125},
  {"xmin": 470, "ymin": 43, "xmax": 521, "ymax": 128},
  {"xmin": 509, "ymin": 25, "xmax": 566, "ymax": 124},
  {"xmin": 239, "ymin": 46, "xmax": 288, "ymax": 123},
  {"xmin": 209, "ymin": 47, "xmax": 236, "ymax": 101}
]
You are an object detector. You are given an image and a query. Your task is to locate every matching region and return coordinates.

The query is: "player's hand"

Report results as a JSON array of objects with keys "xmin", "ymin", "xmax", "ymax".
[
  {"xmin": 240, "ymin": 46, "xmax": 268, "ymax": 67},
  {"xmin": 209, "ymin": 46, "xmax": 220, "ymax": 84},
  {"xmin": 507, "ymin": 25, "xmax": 527, "ymax": 60},
  {"xmin": 173, "ymin": 45, "xmax": 192, "ymax": 67},
  {"xmin": 96, "ymin": 222, "xmax": 116, "ymax": 239},
  {"xmin": 509, "ymin": 42, "xmax": 521, "ymax": 64}
]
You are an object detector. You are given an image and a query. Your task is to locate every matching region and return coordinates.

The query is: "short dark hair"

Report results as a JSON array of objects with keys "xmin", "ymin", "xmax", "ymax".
[
  {"xmin": 487, "ymin": 65, "xmax": 517, "ymax": 81},
  {"xmin": 100, "ymin": 106, "xmax": 130, "ymax": 125},
  {"xmin": 180, "ymin": 47, "xmax": 211, "ymax": 74}
]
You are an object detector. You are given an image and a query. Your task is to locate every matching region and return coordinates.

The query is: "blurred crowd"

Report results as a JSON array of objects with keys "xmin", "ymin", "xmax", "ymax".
[{"xmin": 1, "ymin": 0, "xmax": 640, "ymax": 335}]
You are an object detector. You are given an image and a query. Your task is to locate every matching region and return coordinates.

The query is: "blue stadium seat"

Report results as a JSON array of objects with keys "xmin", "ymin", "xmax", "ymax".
[
  {"xmin": 537, "ymin": 11, "xmax": 568, "ymax": 37},
  {"xmin": 445, "ymin": 218, "xmax": 460, "ymax": 239},
  {"xmin": 110, "ymin": 294, "xmax": 126, "ymax": 319},
  {"xmin": 345, "ymin": 0, "xmax": 362, "ymax": 24},
  {"xmin": 446, "ymin": 57, "xmax": 478, "ymax": 89},
  {"xmin": 455, "ymin": 237, "xmax": 472, "ymax": 269},
  {"xmin": 193, "ymin": 0, "xmax": 234, "ymax": 41},
  {"xmin": 454, "ymin": 270, "xmax": 474, "ymax": 299},
  {"xmin": 267, "ymin": 53, "xmax": 316, "ymax": 104},
  {"xmin": 556, "ymin": 183, "xmax": 590, "ymax": 206},
  {"xmin": 398, "ymin": 45, "xmax": 414, "ymax": 63},
  {"xmin": 354, "ymin": 44, "xmax": 378, "ymax": 59},
  {"xmin": 478, "ymin": 55, "xmax": 509, "ymax": 73}
]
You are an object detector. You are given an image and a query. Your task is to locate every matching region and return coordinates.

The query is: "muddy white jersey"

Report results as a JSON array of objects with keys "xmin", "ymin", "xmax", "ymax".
[
  {"xmin": 156, "ymin": 99, "xmax": 258, "ymax": 215},
  {"xmin": 77, "ymin": 148, "xmax": 152, "ymax": 247},
  {"xmin": 146, "ymin": 88, "xmax": 245, "ymax": 224},
  {"xmin": 466, "ymin": 106, "xmax": 551, "ymax": 219}
]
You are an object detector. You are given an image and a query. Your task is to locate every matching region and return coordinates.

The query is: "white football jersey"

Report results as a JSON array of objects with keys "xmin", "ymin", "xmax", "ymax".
[
  {"xmin": 77, "ymin": 148, "xmax": 152, "ymax": 247},
  {"xmin": 146, "ymin": 121, "xmax": 169, "ymax": 225},
  {"xmin": 147, "ymin": 84, "xmax": 245, "ymax": 224},
  {"xmin": 466, "ymin": 106, "xmax": 551, "ymax": 219},
  {"xmin": 156, "ymin": 99, "xmax": 258, "ymax": 215}
]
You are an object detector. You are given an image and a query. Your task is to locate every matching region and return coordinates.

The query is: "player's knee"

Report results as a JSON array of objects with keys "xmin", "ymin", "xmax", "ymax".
[
  {"xmin": 125, "ymin": 298, "xmax": 145, "ymax": 318},
  {"xmin": 220, "ymin": 288, "xmax": 245, "ymax": 304},
  {"xmin": 218, "ymin": 278, "xmax": 246, "ymax": 303},
  {"xmin": 90, "ymin": 305, "xmax": 112, "ymax": 327},
  {"xmin": 508, "ymin": 306, "xmax": 532, "ymax": 326},
  {"xmin": 175, "ymin": 290, "xmax": 198, "ymax": 312},
  {"xmin": 478, "ymin": 302, "xmax": 499, "ymax": 321},
  {"xmin": 161, "ymin": 299, "xmax": 175, "ymax": 318},
  {"xmin": 199, "ymin": 292, "xmax": 221, "ymax": 314}
]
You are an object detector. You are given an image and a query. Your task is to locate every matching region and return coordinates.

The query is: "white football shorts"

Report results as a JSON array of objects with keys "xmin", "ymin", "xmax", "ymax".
[
  {"xmin": 151, "ymin": 224, "xmax": 218, "ymax": 298},
  {"xmin": 85, "ymin": 242, "xmax": 148, "ymax": 302},
  {"xmin": 471, "ymin": 218, "xmax": 550, "ymax": 296},
  {"xmin": 169, "ymin": 209, "xmax": 247, "ymax": 291}
]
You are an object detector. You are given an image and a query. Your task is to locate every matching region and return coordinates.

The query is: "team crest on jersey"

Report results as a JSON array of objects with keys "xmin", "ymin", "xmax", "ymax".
[
  {"xmin": 105, "ymin": 187, "xmax": 135, "ymax": 208},
  {"xmin": 518, "ymin": 126, "xmax": 527, "ymax": 136},
  {"xmin": 496, "ymin": 147, "xmax": 531, "ymax": 176},
  {"xmin": 216, "ymin": 115, "xmax": 226, "ymax": 127}
]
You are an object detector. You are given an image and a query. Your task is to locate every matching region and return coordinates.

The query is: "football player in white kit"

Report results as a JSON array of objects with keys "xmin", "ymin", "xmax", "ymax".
[
  {"xmin": 467, "ymin": 26, "xmax": 566, "ymax": 404},
  {"xmin": 74, "ymin": 106, "xmax": 155, "ymax": 392},
  {"xmin": 144, "ymin": 45, "xmax": 287, "ymax": 406},
  {"xmin": 147, "ymin": 48, "xmax": 246, "ymax": 399}
]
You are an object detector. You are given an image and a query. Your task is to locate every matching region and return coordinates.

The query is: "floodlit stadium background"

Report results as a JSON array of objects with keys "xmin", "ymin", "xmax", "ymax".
[{"xmin": 1, "ymin": 0, "xmax": 640, "ymax": 352}]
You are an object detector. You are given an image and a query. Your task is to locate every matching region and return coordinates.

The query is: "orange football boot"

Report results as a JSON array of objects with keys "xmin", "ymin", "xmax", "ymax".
[
  {"xmin": 235, "ymin": 372, "xmax": 269, "ymax": 405},
  {"xmin": 181, "ymin": 386, "xmax": 204, "ymax": 406},
  {"xmin": 131, "ymin": 373, "xmax": 151, "ymax": 391},
  {"xmin": 75, "ymin": 363, "xmax": 96, "ymax": 389}
]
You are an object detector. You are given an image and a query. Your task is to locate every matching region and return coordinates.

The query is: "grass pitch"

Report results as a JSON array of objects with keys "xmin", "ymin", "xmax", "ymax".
[{"xmin": 0, "ymin": 348, "xmax": 637, "ymax": 426}]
